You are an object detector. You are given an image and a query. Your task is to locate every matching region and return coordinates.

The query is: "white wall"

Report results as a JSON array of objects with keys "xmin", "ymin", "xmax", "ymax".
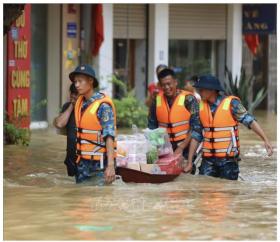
[
  {"xmin": 226, "ymin": 4, "xmax": 242, "ymax": 81},
  {"xmin": 148, "ymin": 4, "xmax": 169, "ymax": 84},
  {"xmin": 135, "ymin": 39, "xmax": 146, "ymax": 100},
  {"xmin": 217, "ymin": 40, "xmax": 226, "ymax": 84},
  {"xmin": 94, "ymin": 4, "xmax": 113, "ymax": 97},
  {"xmin": 47, "ymin": 4, "xmax": 61, "ymax": 125},
  {"xmin": 267, "ymin": 34, "xmax": 277, "ymax": 113}
]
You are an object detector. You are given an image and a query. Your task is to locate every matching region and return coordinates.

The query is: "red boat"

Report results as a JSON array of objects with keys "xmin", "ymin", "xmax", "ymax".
[{"xmin": 116, "ymin": 166, "xmax": 181, "ymax": 184}]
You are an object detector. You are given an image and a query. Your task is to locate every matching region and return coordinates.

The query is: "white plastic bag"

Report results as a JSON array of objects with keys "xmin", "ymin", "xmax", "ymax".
[{"xmin": 143, "ymin": 128, "xmax": 173, "ymax": 157}]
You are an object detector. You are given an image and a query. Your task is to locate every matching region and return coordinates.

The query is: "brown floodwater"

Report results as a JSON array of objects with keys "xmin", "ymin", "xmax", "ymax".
[{"xmin": 4, "ymin": 111, "xmax": 277, "ymax": 240}]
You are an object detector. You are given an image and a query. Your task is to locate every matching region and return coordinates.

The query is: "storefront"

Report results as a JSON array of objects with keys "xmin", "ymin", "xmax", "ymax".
[
  {"xmin": 5, "ymin": 4, "xmax": 80, "ymax": 128},
  {"xmin": 113, "ymin": 4, "xmax": 148, "ymax": 100},
  {"xmin": 168, "ymin": 4, "xmax": 227, "ymax": 86},
  {"xmin": 4, "ymin": 3, "xmax": 276, "ymax": 130},
  {"xmin": 30, "ymin": 4, "xmax": 47, "ymax": 124},
  {"xmin": 242, "ymin": 4, "xmax": 277, "ymax": 112},
  {"xmin": 5, "ymin": 4, "xmax": 31, "ymax": 128}
]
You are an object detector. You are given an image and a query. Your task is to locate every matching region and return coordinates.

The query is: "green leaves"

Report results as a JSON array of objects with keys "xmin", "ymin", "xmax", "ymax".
[
  {"xmin": 249, "ymin": 87, "xmax": 267, "ymax": 113},
  {"xmin": 4, "ymin": 121, "xmax": 30, "ymax": 146},
  {"xmin": 111, "ymin": 75, "xmax": 148, "ymax": 128},
  {"xmin": 224, "ymin": 67, "xmax": 267, "ymax": 113},
  {"xmin": 113, "ymin": 96, "xmax": 148, "ymax": 128}
]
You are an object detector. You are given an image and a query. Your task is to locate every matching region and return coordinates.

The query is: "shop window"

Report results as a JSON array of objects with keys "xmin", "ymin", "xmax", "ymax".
[
  {"xmin": 31, "ymin": 4, "xmax": 47, "ymax": 121},
  {"xmin": 113, "ymin": 38, "xmax": 147, "ymax": 100},
  {"xmin": 169, "ymin": 40, "xmax": 224, "ymax": 88}
]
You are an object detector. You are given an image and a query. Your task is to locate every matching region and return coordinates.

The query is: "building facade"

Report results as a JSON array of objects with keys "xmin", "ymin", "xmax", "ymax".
[{"xmin": 4, "ymin": 3, "xmax": 277, "ymax": 129}]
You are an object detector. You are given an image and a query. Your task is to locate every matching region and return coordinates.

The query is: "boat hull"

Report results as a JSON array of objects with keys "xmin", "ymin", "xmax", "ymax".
[{"xmin": 116, "ymin": 167, "xmax": 180, "ymax": 184}]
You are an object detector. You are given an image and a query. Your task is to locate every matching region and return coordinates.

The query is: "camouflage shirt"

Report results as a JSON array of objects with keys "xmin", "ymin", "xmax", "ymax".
[{"xmin": 81, "ymin": 92, "xmax": 115, "ymax": 140}]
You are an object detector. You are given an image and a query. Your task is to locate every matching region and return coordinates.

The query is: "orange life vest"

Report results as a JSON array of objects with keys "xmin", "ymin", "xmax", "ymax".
[
  {"xmin": 199, "ymin": 96, "xmax": 240, "ymax": 158},
  {"xmin": 74, "ymin": 94, "xmax": 117, "ymax": 167},
  {"xmin": 156, "ymin": 90, "xmax": 193, "ymax": 142}
]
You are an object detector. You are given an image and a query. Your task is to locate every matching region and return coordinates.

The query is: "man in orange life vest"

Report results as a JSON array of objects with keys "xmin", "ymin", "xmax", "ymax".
[
  {"xmin": 69, "ymin": 64, "xmax": 117, "ymax": 184},
  {"xmin": 148, "ymin": 68, "xmax": 201, "ymax": 173},
  {"xmin": 184, "ymin": 74, "xmax": 273, "ymax": 180}
]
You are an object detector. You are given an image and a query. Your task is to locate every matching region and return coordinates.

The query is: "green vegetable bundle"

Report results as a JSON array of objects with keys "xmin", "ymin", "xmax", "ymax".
[
  {"xmin": 146, "ymin": 146, "xmax": 158, "ymax": 164},
  {"xmin": 144, "ymin": 128, "xmax": 166, "ymax": 147}
]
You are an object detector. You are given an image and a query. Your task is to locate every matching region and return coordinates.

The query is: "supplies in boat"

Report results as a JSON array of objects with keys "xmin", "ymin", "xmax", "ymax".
[
  {"xmin": 116, "ymin": 134, "xmax": 151, "ymax": 167},
  {"xmin": 116, "ymin": 126, "xmax": 183, "ymax": 176},
  {"xmin": 156, "ymin": 153, "xmax": 183, "ymax": 175},
  {"xmin": 143, "ymin": 128, "xmax": 173, "ymax": 157},
  {"xmin": 126, "ymin": 153, "xmax": 183, "ymax": 175}
]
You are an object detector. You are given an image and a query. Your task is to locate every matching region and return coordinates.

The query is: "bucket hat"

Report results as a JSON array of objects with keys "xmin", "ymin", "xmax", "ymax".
[
  {"xmin": 69, "ymin": 64, "xmax": 98, "ymax": 88},
  {"xmin": 193, "ymin": 74, "xmax": 224, "ymax": 92}
]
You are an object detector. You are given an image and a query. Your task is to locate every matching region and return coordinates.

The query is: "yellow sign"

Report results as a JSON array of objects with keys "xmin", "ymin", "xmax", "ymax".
[
  {"xmin": 63, "ymin": 40, "xmax": 77, "ymax": 69},
  {"xmin": 16, "ymin": 10, "xmax": 25, "ymax": 28},
  {"xmin": 13, "ymin": 97, "xmax": 29, "ymax": 118},
  {"xmin": 11, "ymin": 70, "xmax": 30, "ymax": 88},
  {"xmin": 14, "ymin": 40, "xmax": 28, "ymax": 59}
]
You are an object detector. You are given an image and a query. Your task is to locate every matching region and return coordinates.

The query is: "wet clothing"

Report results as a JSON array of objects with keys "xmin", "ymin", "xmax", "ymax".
[
  {"xmin": 148, "ymin": 90, "xmax": 200, "ymax": 174},
  {"xmin": 193, "ymin": 94, "xmax": 255, "ymax": 180},
  {"xmin": 75, "ymin": 159, "xmax": 106, "ymax": 185},
  {"xmin": 199, "ymin": 158, "xmax": 240, "ymax": 180},
  {"xmin": 61, "ymin": 102, "xmax": 77, "ymax": 176},
  {"xmin": 75, "ymin": 92, "xmax": 116, "ymax": 184}
]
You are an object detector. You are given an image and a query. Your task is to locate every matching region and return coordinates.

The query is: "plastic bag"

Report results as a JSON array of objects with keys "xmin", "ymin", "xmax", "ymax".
[
  {"xmin": 143, "ymin": 128, "xmax": 173, "ymax": 157},
  {"xmin": 116, "ymin": 125, "xmax": 151, "ymax": 166},
  {"xmin": 116, "ymin": 156, "xmax": 128, "ymax": 167},
  {"xmin": 143, "ymin": 128, "xmax": 166, "ymax": 146},
  {"xmin": 157, "ymin": 133, "xmax": 173, "ymax": 157}
]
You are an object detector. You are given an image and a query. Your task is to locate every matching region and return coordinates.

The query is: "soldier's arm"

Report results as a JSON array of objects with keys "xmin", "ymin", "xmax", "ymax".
[
  {"xmin": 231, "ymin": 99, "xmax": 273, "ymax": 156},
  {"xmin": 53, "ymin": 102, "xmax": 73, "ymax": 128}
]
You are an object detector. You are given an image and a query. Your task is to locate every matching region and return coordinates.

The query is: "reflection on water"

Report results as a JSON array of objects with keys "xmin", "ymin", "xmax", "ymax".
[{"xmin": 4, "ymin": 111, "xmax": 277, "ymax": 240}]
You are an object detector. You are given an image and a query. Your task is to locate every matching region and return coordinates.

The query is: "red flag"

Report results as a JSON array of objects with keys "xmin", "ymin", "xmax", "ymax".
[
  {"xmin": 91, "ymin": 4, "xmax": 104, "ymax": 56},
  {"xmin": 244, "ymin": 34, "xmax": 260, "ymax": 56}
]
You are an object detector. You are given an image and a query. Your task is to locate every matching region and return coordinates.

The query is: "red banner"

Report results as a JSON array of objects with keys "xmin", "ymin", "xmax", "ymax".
[
  {"xmin": 244, "ymin": 34, "xmax": 260, "ymax": 56},
  {"xmin": 91, "ymin": 4, "xmax": 104, "ymax": 56},
  {"xmin": 6, "ymin": 4, "xmax": 31, "ymax": 128}
]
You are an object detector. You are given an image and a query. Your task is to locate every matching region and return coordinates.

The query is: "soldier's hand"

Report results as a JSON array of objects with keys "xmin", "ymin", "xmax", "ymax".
[
  {"xmin": 174, "ymin": 146, "xmax": 184, "ymax": 156},
  {"xmin": 264, "ymin": 141, "xmax": 273, "ymax": 156},
  {"xmin": 70, "ymin": 97, "xmax": 77, "ymax": 105},
  {"xmin": 183, "ymin": 161, "xmax": 193, "ymax": 174},
  {"xmin": 104, "ymin": 165, "xmax": 116, "ymax": 184}
]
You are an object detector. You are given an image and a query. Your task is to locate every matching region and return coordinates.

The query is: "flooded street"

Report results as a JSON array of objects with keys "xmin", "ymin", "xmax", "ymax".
[{"xmin": 4, "ymin": 111, "xmax": 277, "ymax": 240}]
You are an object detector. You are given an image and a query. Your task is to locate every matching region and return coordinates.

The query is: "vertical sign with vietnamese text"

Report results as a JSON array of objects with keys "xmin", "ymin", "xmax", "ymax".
[{"xmin": 7, "ymin": 4, "xmax": 31, "ymax": 128}]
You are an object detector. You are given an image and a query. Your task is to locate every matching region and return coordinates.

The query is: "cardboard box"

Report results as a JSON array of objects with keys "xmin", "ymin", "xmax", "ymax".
[
  {"xmin": 126, "ymin": 163, "xmax": 141, "ymax": 171},
  {"xmin": 140, "ymin": 164, "xmax": 153, "ymax": 174},
  {"xmin": 140, "ymin": 164, "xmax": 164, "ymax": 174},
  {"xmin": 126, "ymin": 163, "xmax": 166, "ymax": 174}
]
